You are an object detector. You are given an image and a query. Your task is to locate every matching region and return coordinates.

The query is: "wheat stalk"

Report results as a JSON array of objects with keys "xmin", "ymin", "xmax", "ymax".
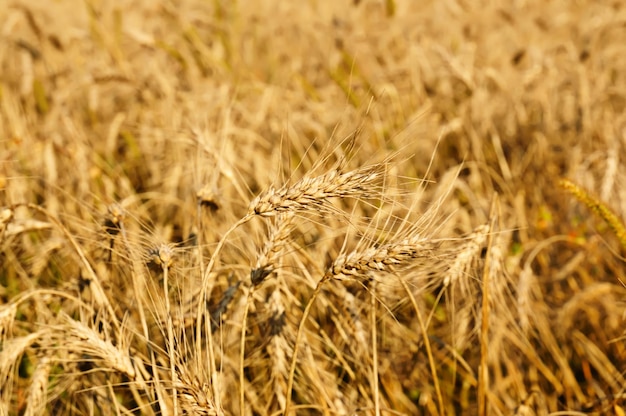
[
  {"xmin": 478, "ymin": 206, "xmax": 497, "ymax": 416},
  {"xmin": 151, "ymin": 243, "xmax": 179, "ymax": 414},
  {"xmin": 107, "ymin": 204, "xmax": 176, "ymax": 414}
]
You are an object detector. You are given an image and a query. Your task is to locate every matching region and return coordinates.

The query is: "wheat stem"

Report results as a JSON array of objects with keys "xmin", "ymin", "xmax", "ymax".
[
  {"xmin": 239, "ymin": 286, "xmax": 253, "ymax": 416},
  {"xmin": 370, "ymin": 280, "xmax": 380, "ymax": 416},
  {"xmin": 195, "ymin": 214, "xmax": 252, "ymax": 407},
  {"xmin": 284, "ymin": 275, "xmax": 330, "ymax": 415},
  {"xmin": 478, "ymin": 198, "xmax": 497, "ymax": 416},
  {"xmin": 397, "ymin": 276, "xmax": 444, "ymax": 416},
  {"xmin": 158, "ymin": 246, "xmax": 178, "ymax": 415}
]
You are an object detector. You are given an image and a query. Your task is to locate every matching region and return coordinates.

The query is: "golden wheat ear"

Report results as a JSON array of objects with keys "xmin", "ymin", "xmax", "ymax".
[{"xmin": 558, "ymin": 178, "xmax": 626, "ymax": 251}]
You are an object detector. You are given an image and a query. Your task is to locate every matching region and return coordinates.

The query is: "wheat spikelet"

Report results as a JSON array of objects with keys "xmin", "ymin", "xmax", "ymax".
[
  {"xmin": 248, "ymin": 163, "xmax": 385, "ymax": 217},
  {"xmin": 103, "ymin": 202, "xmax": 125, "ymax": 236},
  {"xmin": 514, "ymin": 403, "xmax": 536, "ymax": 416},
  {"xmin": 148, "ymin": 243, "xmax": 176, "ymax": 269},
  {"xmin": 196, "ymin": 184, "xmax": 221, "ymax": 212}
]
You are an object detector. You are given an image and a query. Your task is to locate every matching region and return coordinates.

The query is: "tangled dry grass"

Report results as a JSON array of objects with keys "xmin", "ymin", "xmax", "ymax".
[{"xmin": 1, "ymin": 0, "xmax": 625, "ymax": 415}]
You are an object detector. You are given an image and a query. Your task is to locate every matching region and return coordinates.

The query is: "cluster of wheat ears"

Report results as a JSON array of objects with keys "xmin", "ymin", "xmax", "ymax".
[
  {"xmin": 0, "ymin": 153, "xmax": 492, "ymax": 415},
  {"xmin": 2, "ymin": 151, "xmax": 624, "ymax": 415}
]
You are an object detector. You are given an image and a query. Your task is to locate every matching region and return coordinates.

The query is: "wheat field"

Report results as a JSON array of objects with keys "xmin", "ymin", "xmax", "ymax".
[{"xmin": 1, "ymin": 0, "xmax": 625, "ymax": 415}]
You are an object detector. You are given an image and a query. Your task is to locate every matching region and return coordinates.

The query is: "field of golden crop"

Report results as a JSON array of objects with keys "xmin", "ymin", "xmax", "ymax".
[{"xmin": 1, "ymin": 1, "xmax": 625, "ymax": 415}]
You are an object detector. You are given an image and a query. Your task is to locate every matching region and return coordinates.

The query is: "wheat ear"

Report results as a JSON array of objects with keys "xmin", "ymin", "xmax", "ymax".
[
  {"xmin": 248, "ymin": 163, "xmax": 384, "ymax": 217},
  {"xmin": 178, "ymin": 370, "xmax": 220, "ymax": 415},
  {"xmin": 444, "ymin": 223, "xmax": 490, "ymax": 288},
  {"xmin": 559, "ymin": 178, "xmax": 626, "ymax": 251},
  {"xmin": 24, "ymin": 356, "xmax": 51, "ymax": 416},
  {"xmin": 328, "ymin": 234, "xmax": 439, "ymax": 278}
]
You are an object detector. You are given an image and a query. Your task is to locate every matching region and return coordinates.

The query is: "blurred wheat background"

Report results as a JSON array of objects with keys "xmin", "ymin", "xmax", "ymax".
[{"xmin": 1, "ymin": 0, "xmax": 625, "ymax": 415}]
